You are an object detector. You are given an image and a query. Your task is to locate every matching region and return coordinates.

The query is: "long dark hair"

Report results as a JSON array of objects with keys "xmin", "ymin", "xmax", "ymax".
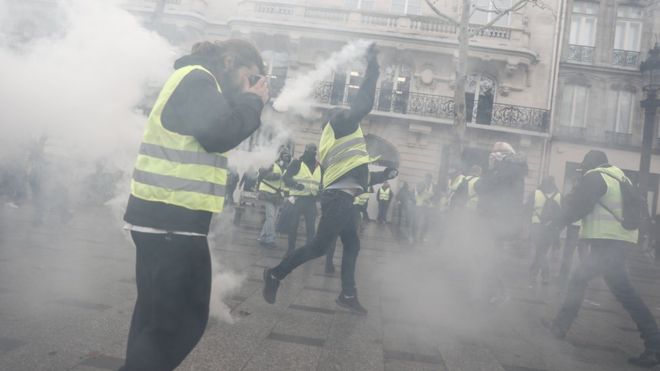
[{"xmin": 191, "ymin": 39, "xmax": 265, "ymax": 75}]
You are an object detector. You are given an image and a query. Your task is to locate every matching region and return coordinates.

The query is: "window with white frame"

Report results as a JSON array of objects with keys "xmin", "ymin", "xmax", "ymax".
[
  {"xmin": 470, "ymin": 0, "xmax": 513, "ymax": 27},
  {"xmin": 560, "ymin": 84, "xmax": 589, "ymax": 127},
  {"xmin": 569, "ymin": 2, "xmax": 598, "ymax": 46},
  {"xmin": 609, "ymin": 90, "xmax": 635, "ymax": 134},
  {"xmin": 614, "ymin": 6, "xmax": 642, "ymax": 52},
  {"xmin": 344, "ymin": 0, "xmax": 374, "ymax": 10},
  {"xmin": 391, "ymin": 0, "xmax": 422, "ymax": 15}
]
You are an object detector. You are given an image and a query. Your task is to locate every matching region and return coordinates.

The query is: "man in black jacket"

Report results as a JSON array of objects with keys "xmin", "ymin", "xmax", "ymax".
[
  {"xmin": 121, "ymin": 39, "xmax": 268, "ymax": 371},
  {"xmin": 262, "ymin": 44, "xmax": 397, "ymax": 314},
  {"xmin": 546, "ymin": 150, "xmax": 660, "ymax": 368},
  {"xmin": 282, "ymin": 143, "xmax": 321, "ymax": 253}
]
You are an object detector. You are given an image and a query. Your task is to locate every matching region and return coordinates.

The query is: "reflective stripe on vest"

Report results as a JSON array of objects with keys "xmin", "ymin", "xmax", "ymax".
[
  {"xmin": 259, "ymin": 163, "xmax": 283, "ymax": 194},
  {"xmin": 532, "ymin": 190, "xmax": 560, "ymax": 224},
  {"xmin": 319, "ymin": 124, "xmax": 373, "ymax": 188},
  {"xmin": 378, "ymin": 188, "xmax": 392, "ymax": 201},
  {"xmin": 130, "ymin": 65, "xmax": 228, "ymax": 213},
  {"xmin": 354, "ymin": 192, "xmax": 370, "ymax": 205},
  {"xmin": 579, "ymin": 166, "xmax": 638, "ymax": 243},
  {"xmin": 416, "ymin": 184, "xmax": 434, "ymax": 206},
  {"xmin": 289, "ymin": 162, "xmax": 321, "ymax": 197},
  {"xmin": 466, "ymin": 176, "xmax": 479, "ymax": 210}
]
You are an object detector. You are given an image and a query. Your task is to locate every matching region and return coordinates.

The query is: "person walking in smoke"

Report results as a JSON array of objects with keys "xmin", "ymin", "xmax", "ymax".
[
  {"xmin": 257, "ymin": 149, "xmax": 290, "ymax": 248},
  {"xmin": 376, "ymin": 181, "xmax": 393, "ymax": 224},
  {"xmin": 545, "ymin": 150, "xmax": 660, "ymax": 368},
  {"xmin": 282, "ymin": 143, "xmax": 321, "ymax": 253},
  {"xmin": 414, "ymin": 173, "xmax": 436, "ymax": 244},
  {"xmin": 120, "ymin": 39, "xmax": 268, "ymax": 371},
  {"xmin": 262, "ymin": 43, "xmax": 398, "ymax": 314},
  {"xmin": 353, "ymin": 186, "xmax": 373, "ymax": 224},
  {"xmin": 528, "ymin": 176, "xmax": 562, "ymax": 286},
  {"xmin": 474, "ymin": 142, "xmax": 527, "ymax": 304}
]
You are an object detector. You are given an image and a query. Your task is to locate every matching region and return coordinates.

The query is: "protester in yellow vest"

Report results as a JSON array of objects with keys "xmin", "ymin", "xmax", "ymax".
[
  {"xmin": 121, "ymin": 40, "xmax": 268, "ymax": 371},
  {"xmin": 546, "ymin": 150, "xmax": 660, "ymax": 368},
  {"xmin": 263, "ymin": 43, "xmax": 398, "ymax": 315},
  {"xmin": 528, "ymin": 176, "xmax": 561, "ymax": 285},
  {"xmin": 282, "ymin": 143, "xmax": 322, "ymax": 253},
  {"xmin": 377, "ymin": 181, "xmax": 394, "ymax": 224},
  {"xmin": 413, "ymin": 173, "xmax": 436, "ymax": 244},
  {"xmin": 257, "ymin": 150, "xmax": 291, "ymax": 248}
]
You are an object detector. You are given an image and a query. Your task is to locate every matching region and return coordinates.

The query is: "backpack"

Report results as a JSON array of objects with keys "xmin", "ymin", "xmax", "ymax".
[
  {"xmin": 598, "ymin": 172, "xmax": 646, "ymax": 230},
  {"xmin": 538, "ymin": 192, "xmax": 561, "ymax": 225}
]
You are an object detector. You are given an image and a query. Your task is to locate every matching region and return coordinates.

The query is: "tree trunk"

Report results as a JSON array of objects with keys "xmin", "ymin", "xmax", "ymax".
[{"xmin": 450, "ymin": 0, "xmax": 472, "ymax": 168}]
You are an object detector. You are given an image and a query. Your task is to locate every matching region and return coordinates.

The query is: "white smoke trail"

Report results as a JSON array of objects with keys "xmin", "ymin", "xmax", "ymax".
[
  {"xmin": 209, "ymin": 268, "xmax": 245, "ymax": 324},
  {"xmin": 272, "ymin": 39, "xmax": 371, "ymax": 116}
]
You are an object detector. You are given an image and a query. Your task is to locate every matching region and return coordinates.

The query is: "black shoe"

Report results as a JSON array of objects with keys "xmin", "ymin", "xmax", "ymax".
[
  {"xmin": 262, "ymin": 268, "xmax": 280, "ymax": 304},
  {"xmin": 541, "ymin": 318, "xmax": 567, "ymax": 339},
  {"xmin": 628, "ymin": 350, "xmax": 660, "ymax": 368},
  {"xmin": 259, "ymin": 240, "xmax": 277, "ymax": 249},
  {"xmin": 336, "ymin": 293, "xmax": 367, "ymax": 315},
  {"xmin": 325, "ymin": 263, "xmax": 335, "ymax": 274}
]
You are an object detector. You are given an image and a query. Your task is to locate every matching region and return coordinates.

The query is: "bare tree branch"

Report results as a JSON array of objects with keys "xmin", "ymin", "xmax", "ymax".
[
  {"xmin": 469, "ymin": 0, "xmax": 530, "ymax": 36},
  {"xmin": 424, "ymin": 0, "xmax": 460, "ymax": 26}
]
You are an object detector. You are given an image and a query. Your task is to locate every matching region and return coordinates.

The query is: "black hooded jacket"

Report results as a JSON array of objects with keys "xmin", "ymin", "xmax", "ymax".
[{"xmin": 124, "ymin": 54, "xmax": 264, "ymax": 235}]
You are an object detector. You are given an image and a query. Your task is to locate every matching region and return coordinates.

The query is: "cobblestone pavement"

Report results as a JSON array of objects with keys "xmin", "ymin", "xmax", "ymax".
[{"xmin": 1, "ymin": 203, "xmax": 660, "ymax": 371}]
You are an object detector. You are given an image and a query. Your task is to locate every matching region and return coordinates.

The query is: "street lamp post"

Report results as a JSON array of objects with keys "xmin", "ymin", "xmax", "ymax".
[{"xmin": 639, "ymin": 44, "xmax": 660, "ymax": 223}]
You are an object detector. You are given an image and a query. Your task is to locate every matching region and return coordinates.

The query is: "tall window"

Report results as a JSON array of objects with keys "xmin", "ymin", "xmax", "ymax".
[
  {"xmin": 609, "ymin": 90, "xmax": 635, "ymax": 134},
  {"xmin": 466, "ymin": 74, "xmax": 496, "ymax": 125},
  {"xmin": 330, "ymin": 68, "xmax": 363, "ymax": 105},
  {"xmin": 391, "ymin": 0, "xmax": 422, "ymax": 15},
  {"xmin": 470, "ymin": 0, "xmax": 512, "ymax": 27},
  {"xmin": 377, "ymin": 65, "xmax": 411, "ymax": 113},
  {"xmin": 614, "ymin": 6, "xmax": 642, "ymax": 52},
  {"xmin": 560, "ymin": 85, "xmax": 589, "ymax": 127},
  {"xmin": 344, "ymin": 0, "xmax": 374, "ymax": 10},
  {"xmin": 569, "ymin": 2, "xmax": 598, "ymax": 46}
]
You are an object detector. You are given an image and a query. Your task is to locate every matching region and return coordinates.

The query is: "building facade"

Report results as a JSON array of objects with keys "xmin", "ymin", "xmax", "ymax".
[
  {"xmin": 121, "ymin": 0, "xmax": 562, "ymax": 193},
  {"xmin": 549, "ymin": 0, "xmax": 660, "ymax": 216}
]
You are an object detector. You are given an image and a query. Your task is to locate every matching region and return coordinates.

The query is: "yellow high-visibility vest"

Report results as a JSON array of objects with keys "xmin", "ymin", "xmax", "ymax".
[
  {"xmin": 354, "ymin": 192, "xmax": 370, "ymax": 206},
  {"xmin": 580, "ymin": 166, "xmax": 638, "ymax": 243},
  {"xmin": 465, "ymin": 176, "xmax": 479, "ymax": 210},
  {"xmin": 289, "ymin": 162, "xmax": 321, "ymax": 197},
  {"xmin": 532, "ymin": 190, "xmax": 561, "ymax": 224},
  {"xmin": 378, "ymin": 187, "xmax": 392, "ymax": 201},
  {"xmin": 319, "ymin": 123, "xmax": 373, "ymax": 189},
  {"xmin": 259, "ymin": 163, "xmax": 283, "ymax": 194},
  {"xmin": 130, "ymin": 65, "xmax": 227, "ymax": 213},
  {"xmin": 416, "ymin": 184, "xmax": 434, "ymax": 207}
]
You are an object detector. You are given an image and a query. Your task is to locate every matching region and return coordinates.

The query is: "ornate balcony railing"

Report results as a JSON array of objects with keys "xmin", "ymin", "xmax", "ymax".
[
  {"xmin": 612, "ymin": 49, "xmax": 640, "ymax": 68},
  {"xmin": 242, "ymin": 1, "xmax": 526, "ymax": 43},
  {"xmin": 313, "ymin": 81, "xmax": 548, "ymax": 133},
  {"xmin": 567, "ymin": 45, "xmax": 595, "ymax": 64}
]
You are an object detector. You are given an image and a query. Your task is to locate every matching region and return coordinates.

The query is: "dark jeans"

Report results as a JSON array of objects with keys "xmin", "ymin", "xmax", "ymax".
[
  {"xmin": 288, "ymin": 196, "xmax": 317, "ymax": 252},
  {"xmin": 530, "ymin": 224, "xmax": 554, "ymax": 280},
  {"xmin": 272, "ymin": 190, "xmax": 360, "ymax": 296},
  {"xmin": 377, "ymin": 201, "xmax": 390, "ymax": 223},
  {"xmin": 553, "ymin": 239, "xmax": 660, "ymax": 352},
  {"xmin": 558, "ymin": 225, "xmax": 584, "ymax": 285},
  {"xmin": 121, "ymin": 231, "xmax": 212, "ymax": 371}
]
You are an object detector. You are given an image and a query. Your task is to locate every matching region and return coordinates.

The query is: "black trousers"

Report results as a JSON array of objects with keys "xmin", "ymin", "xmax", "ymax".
[
  {"xmin": 558, "ymin": 225, "xmax": 584, "ymax": 284},
  {"xmin": 288, "ymin": 196, "xmax": 317, "ymax": 252},
  {"xmin": 377, "ymin": 201, "xmax": 390, "ymax": 223},
  {"xmin": 121, "ymin": 231, "xmax": 212, "ymax": 371},
  {"xmin": 272, "ymin": 190, "xmax": 361, "ymax": 296},
  {"xmin": 530, "ymin": 224, "xmax": 553, "ymax": 279},
  {"xmin": 553, "ymin": 239, "xmax": 660, "ymax": 352}
]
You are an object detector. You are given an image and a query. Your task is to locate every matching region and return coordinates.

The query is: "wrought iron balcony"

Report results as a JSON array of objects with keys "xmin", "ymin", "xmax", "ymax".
[
  {"xmin": 612, "ymin": 49, "xmax": 641, "ymax": 68},
  {"xmin": 567, "ymin": 45, "xmax": 595, "ymax": 64},
  {"xmin": 313, "ymin": 81, "xmax": 548, "ymax": 133}
]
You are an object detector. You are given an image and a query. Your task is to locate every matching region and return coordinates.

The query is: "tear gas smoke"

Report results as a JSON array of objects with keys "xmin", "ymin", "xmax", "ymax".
[
  {"xmin": 272, "ymin": 39, "xmax": 371, "ymax": 116},
  {"xmin": 210, "ymin": 266, "xmax": 245, "ymax": 324}
]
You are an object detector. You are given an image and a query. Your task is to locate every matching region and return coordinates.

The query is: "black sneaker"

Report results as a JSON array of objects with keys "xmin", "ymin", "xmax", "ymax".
[
  {"xmin": 262, "ymin": 268, "xmax": 280, "ymax": 304},
  {"xmin": 336, "ymin": 293, "xmax": 367, "ymax": 315},
  {"xmin": 628, "ymin": 350, "xmax": 660, "ymax": 368},
  {"xmin": 541, "ymin": 318, "xmax": 567, "ymax": 339}
]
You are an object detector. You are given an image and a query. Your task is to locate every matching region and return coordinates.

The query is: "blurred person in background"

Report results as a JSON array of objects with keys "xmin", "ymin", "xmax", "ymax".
[
  {"xmin": 528, "ymin": 176, "xmax": 562, "ymax": 286},
  {"xmin": 376, "ymin": 181, "xmax": 393, "ymax": 224},
  {"xmin": 474, "ymin": 141, "xmax": 528, "ymax": 304},
  {"xmin": 257, "ymin": 149, "xmax": 290, "ymax": 248},
  {"xmin": 282, "ymin": 143, "xmax": 321, "ymax": 253},
  {"xmin": 558, "ymin": 176, "xmax": 586, "ymax": 286},
  {"xmin": 120, "ymin": 39, "xmax": 268, "ymax": 371},
  {"xmin": 225, "ymin": 166, "xmax": 239, "ymax": 206},
  {"xmin": 414, "ymin": 173, "xmax": 436, "ymax": 244},
  {"xmin": 545, "ymin": 150, "xmax": 660, "ymax": 368},
  {"xmin": 239, "ymin": 166, "xmax": 259, "ymax": 192},
  {"xmin": 393, "ymin": 181, "xmax": 415, "ymax": 242}
]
